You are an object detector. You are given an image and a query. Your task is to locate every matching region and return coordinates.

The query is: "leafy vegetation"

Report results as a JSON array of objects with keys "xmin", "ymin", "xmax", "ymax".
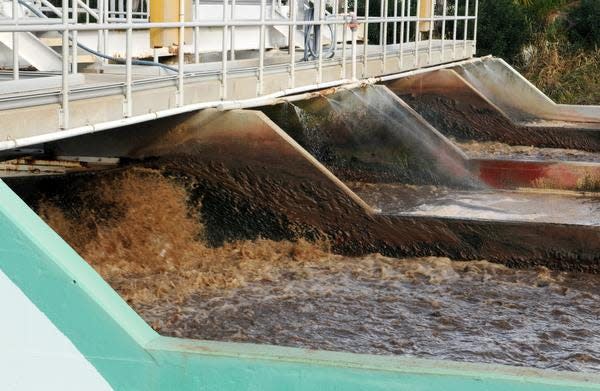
[{"xmin": 476, "ymin": 0, "xmax": 599, "ymax": 104}]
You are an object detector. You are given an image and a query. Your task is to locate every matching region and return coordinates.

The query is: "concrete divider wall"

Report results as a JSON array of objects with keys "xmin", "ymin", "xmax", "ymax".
[
  {"xmin": 262, "ymin": 85, "xmax": 477, "ymax": 189},
  {"xmin": 454, "ymin": 58, "xmax": 600, "ymax": 124}
]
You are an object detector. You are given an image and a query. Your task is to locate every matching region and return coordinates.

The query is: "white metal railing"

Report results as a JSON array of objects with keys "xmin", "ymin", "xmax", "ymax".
[{"xmin": 0, "ymin": 0, "xmax": 478, "ymax": 130}]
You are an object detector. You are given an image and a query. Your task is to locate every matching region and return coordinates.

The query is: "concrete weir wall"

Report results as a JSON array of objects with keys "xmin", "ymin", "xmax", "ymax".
[
  {"xmin": 453, "ymin": 58, "xmax": 600, "ymax": 124},
  {"xmin": 6, "ymin": 114, "xmax": 600, "ymax": 389}
]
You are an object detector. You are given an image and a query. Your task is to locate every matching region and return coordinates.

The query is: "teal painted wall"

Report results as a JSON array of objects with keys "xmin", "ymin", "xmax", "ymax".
[{"xmin": 1, "ymin": 179, "xmax": 600, "ymax": 390}]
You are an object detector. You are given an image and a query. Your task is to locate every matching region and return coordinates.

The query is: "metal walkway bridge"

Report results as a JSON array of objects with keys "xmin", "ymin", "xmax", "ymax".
[{"xmin": 0, "ymin": 0, "xmax": 477, "ymax": 153}]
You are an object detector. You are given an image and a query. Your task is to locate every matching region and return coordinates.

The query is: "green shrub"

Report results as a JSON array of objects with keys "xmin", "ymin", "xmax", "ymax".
[
  {"xmin": 476, "ymin": 0, "xmax": 531, "ymax": 61},
  {"xmin": 569, "ymin": 0, "xmax": 600, "ymax": 49}
]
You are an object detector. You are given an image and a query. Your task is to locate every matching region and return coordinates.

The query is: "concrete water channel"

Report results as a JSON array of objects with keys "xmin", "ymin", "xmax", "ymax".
[{"xmin": 1, "ymin": 0, "xmax": 600, "ymax": 388}]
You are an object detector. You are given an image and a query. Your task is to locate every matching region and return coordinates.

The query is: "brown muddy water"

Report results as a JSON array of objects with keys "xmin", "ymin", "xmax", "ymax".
[
  {"xmin": 8, "ymin": 168, "xmax": 600, "ymax": 373},
  {"xmin": 454, "ymin": 139, "xmax": 600, "ymax": 162}
]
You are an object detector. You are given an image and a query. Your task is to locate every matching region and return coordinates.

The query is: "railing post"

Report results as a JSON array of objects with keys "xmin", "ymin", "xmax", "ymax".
[
  {"xmin": 341, "ymin": 0, "xmax": 347, "ymax": 79},
  {"xmin": 258, "ymin": 0, "xmax": 266, "ymax": 95},
  {"xmin": 178, "ymin": 0, "xmax": 185, "ymax": 106},
  {"xmin": 11, "ymin": 0, "xmax": 19, "ymax": 81},
  {"xmin": 414, "ymin": 0, "xmax": 420, "ymax": 67},
  {"xmin": 97, "ymin": 0, "xmax": 104, "ymax": 64},
  {"xmin": 194, "ymin": 0, "xmax": 200, "ymax": 63},
  {"xmin": 289, "ymin": 0, "xmax": 296, "ymax": 88},
  {"xmin": 104, "ymin": 0, "xmax": 109, "ymax": 64},
  {"xmin": 399, "ymin": 0, "xmax": 405, "ymax": 68},
  {"xmin": 441, "ymin": 0, "xmax": 447, "ymax": 60},
  {"xmin": 221, "ymin": 0, "xmax": 228, "ymax": 99},
  {"xmin": 72, "ymin": 0, "xmax": 78, "ymax": 74},
  {"xmin": 427, "ymin": 0, "xmax": 433, "ymax": 64},
  {"xmin": 61, "ymin": 0, "xmax": 70, "ymax": 129},
  {"xmin": 351, "ymin": 2, "xmax": 357, "ymax": 80},
  {"xmin": 463, "ymin": 0, "xmax": 469, "ymax": 56},
  {"xmin": 125, "ymin": 0, "xmax": 132, "ymax": 116},
  {"xmin": 473, "ymin": 0, "xmax": 478, "ymax": 56},
  {"xmin": 452, "ymin": 0, "xmax": 458, "ymax": 59},
  {"xmin": 362, "ymin": 0, "xmax": 369, "ymax": 78},
  {"xmin": 382, "ymin": 0, "xmax": 388, "ymax": 73},
  {"xmin": 392, "ymin": 0, "xmax": 397, "ymax": 47},
  {"xmin": 230, "ymin": 0, "xmax": 236, "ymax": 60},
  {"xmin": 317, "ymin": 0, "xmax": 324, "ymax": 84}
]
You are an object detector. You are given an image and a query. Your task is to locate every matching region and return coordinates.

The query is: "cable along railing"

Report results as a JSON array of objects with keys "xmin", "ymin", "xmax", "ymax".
[{"xmin": 0, "ymin": 0, "xmax": 478, "ymax": 130}]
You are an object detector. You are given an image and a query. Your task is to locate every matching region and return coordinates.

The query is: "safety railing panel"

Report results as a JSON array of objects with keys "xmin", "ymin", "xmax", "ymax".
[{"xmin": 0, "ymin": 0, "xmax": 478, "ymax": 131}]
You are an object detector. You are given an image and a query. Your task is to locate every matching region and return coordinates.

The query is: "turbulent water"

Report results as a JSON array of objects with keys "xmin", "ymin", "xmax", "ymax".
[
  {"xmin": 9, "ymin": 168, "xmax": 600, "ymax": 373},
  {"xmin": 140, "ymin": 256, "xmax": 600, "ymax": 373},
  {"xmin": 350, "ymin": 182, "xmax": 600, "ymax": 225}
]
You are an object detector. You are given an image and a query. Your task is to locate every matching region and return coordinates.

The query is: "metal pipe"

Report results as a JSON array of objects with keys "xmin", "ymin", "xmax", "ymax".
[
  {"xmin": 12, "ymin": 0, "xmax": 19, "ymax": 81},
  {"xmin": 258, "ymin": 0, "xmax": 266, "ymax": 95},
  {"xmin": 222, "ymin": 0, "xmax": 228, "ymax": 99},
  {"xmin": 452, "ymin": 0, "xmax": 458, "ymax": 59},
  {"xmin": 473, "ymin": 0, "xmax": 478, "ymax": 55},
  {"xmin": 125, "ymin": 0, "xmax": 132, "ymax": 116},
  {"xmin": 230, "ymin": 0, "xmax": 236, "ymax": 60},
  {"xmin": 61, "ymin": 0, "xmax": 69, "ymax": 129},
  {"xmin": 289, "ymin": 0, "xmax": 296, "ymax": 88},
  {"xmin": 399, "ymin": 0, "xmax": 405, "ymax": 68},
  {"xmin": 340, "ymin": 0, "xmax": 348, "ymax": 79},
  {"xmin": 72, "ymin": 0, "xmax": 78, "ymax": 74},
  {"xmin": 317, "ymin": 0, "xmax": 324, "ymax": 83},
  {"xmin": 392, "ymin": 0, "xmax": 397, "ymax": 46},
  {"xmin": 0, "ymin": 15, "xmax": 478, "ymax": 32},
  {"xmin": 178, "ymin": 0, "xmax": 185, "ymax": 106},
  {"xmin": 351, "ymin": 1, "xmax": 357, "ymax": 80},
  {"xmin": 382, "ymin": 0, "xmax": 388, "ymax": 73},
  {"xmin": 441, "ymin": 0, "xmax": 447, "ymax": 59},
  {"xmin": 362, "ymin": 0, "xmax": 369, "ymax": 78},
  {"xmin": 427, "ymin": 0, "xmax": 433, "ymax": 64},
  {"xmin": 463, "ymin": 0, "xmax": 469, "ymax": 55},
  {"xmin": 414, "ymin": 0, "xmax": 420, "ymax": 67},
  {"xmin": 194, "ymin": 0, "xmax": 200, "ymax": 63},
  {"xmin": 406, "ymin": 0, "xmax": 411, "ymax": 44}
]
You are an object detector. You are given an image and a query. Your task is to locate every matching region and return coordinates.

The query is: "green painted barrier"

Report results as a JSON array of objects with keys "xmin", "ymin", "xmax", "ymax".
[{"xmin": 1, "ymin": 178, "xmax": 599, "ymax": 390}]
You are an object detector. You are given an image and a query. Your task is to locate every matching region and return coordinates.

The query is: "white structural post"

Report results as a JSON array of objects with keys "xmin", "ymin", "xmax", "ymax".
[
  {"xmin": 178, "ymin": 0, "xmax": 185, "ymax": 106},
  {"xmin": 104, "ymin": 0, "xmax": 109, "ymax": 63},
  {"xmin": 452, "ymin": 0, "xmax": 457, "ymax": 59},
  {"xmin": 11, "ymin": 0, "xmax": 18, "ymax": 80},
  {"xmin": 97, "ymin": 0, "xmax": 104, "ymax": 64},
  {"xmin": 441, "ymin": 0, "xmax": 447, "ymax": 59},
  {"xmin": 399, "ymin": 0, "xmax": 405, "ymax": 68},
  {"xmin": 382, "ymin": 0, "xmax": 388, "ymax": 73},
  {"xmin": 414, "ymin": 0, "xmax": 420, "ymax": 67},
  {"xmin": 427, "ymin": 0, "xmax": 433, "ymax": 64},
  {"xmin": 194, "ymin": 0, "xmax": 200, "ymax": 63},
  {"xmin": 392, "ymin": 0, "xmax": 397, "ymax": 47},
  {"xmin": 317, "ymin": 0, "xmax": 324, "ymax": 84},
  {"xmin": 351, "ymin": 1, "xmax": 357, "ymax": 80},
  {"xmin": 362, "ymin": 0, "xmax": 369, "ymax": 77},
  {"xmin": 341, "ymin": 0, "xmax": 347, "ymax": 79},
  {"xmin": 473, "ymin": 0, "xmax": 478, "ymax": 55},
  {"xmin": 258, "ymin": 0, "xmax": 266, "ymax": 95},
  {"xmin": 125, "ymin": 0, "xmax": 132, "ymax": 116},
  {"xmin": 289, "ymin": 0, "xmax": 296, "ymax": 88},
  {"xmin": 230, "ymin": 0, "xmax": 236, "ymax": 60},
  {"xmin": 463, "ymin": 0, "xmax": 468, "ymax": 55},
  {"xmin": 72, "ymin": 0, "xmax": 78, "ymax": 74},
  {"xmin": 221, "ymin": 0, "xmax": 228, "ymax": 99},
  {"xmin": 61, "ymin": 0, "xmax": 70, "ymax": 129}
]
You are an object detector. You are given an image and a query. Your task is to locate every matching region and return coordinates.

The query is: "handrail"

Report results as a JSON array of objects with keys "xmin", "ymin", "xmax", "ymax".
[{"xmin": 1, "ymin": 0, "xmax": 479, "ymax": 135}]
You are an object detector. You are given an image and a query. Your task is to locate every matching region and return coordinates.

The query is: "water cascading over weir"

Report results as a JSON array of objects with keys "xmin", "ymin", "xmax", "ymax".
[{"xmin": 1, "ymin": 0, "xmax": 600, "ymax": 389}]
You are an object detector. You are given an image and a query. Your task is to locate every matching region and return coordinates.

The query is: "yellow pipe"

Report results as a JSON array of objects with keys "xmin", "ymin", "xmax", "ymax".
[
  {"xmin": 419, "ymin": 0, "xmax": 433, "ymax": 33},
  {"xmin": 150, "ymin": 0, "xmax": 192, "ymax": 48}
]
